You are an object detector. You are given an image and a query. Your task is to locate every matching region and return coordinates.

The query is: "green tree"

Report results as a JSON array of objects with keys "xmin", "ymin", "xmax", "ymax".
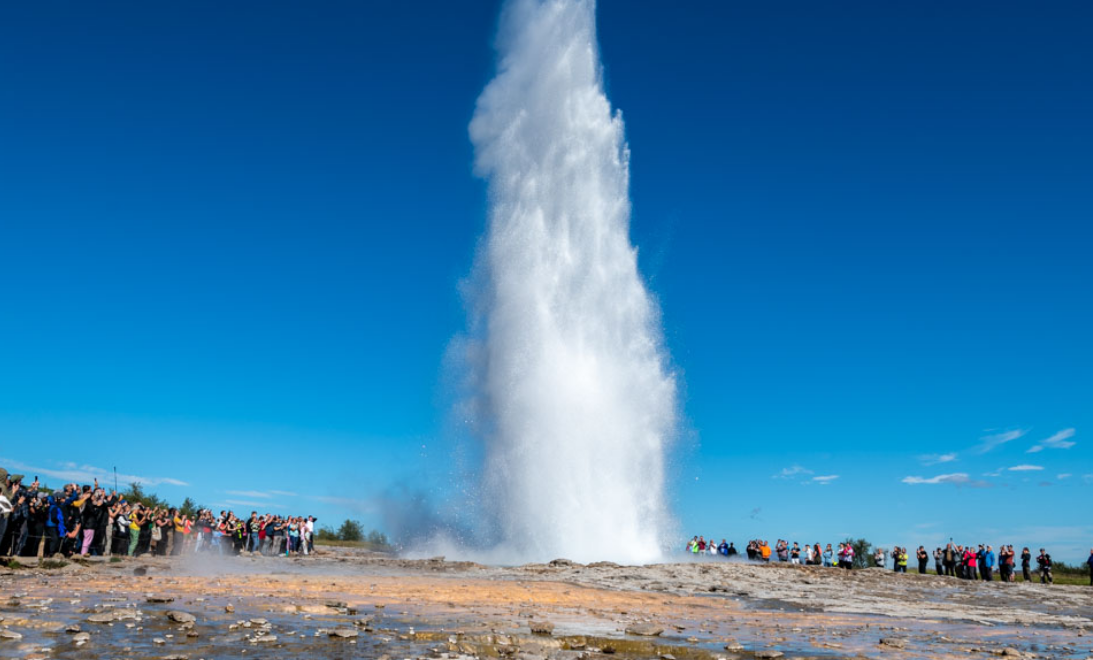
[
  {"xmin": 365, "ymin": 530, "xmax": 389, "ymax": 547},
  {"xmin": 316, "ymin": 526, "xmax": 339, "ymax": 541},
  {"xmin": 336, "ymin": 519, "xmax": 364, "ymax": 542},
  {"xmin": 121, "ymin": 483, "xmax": 168, "ymax": 509},
  {"xmin": 845, "ymin": 537, "xmax": 872, "ymax": 569},
  {"xmin": 178, "ymin": 497, "xmax": 201, "ymax": 519}
]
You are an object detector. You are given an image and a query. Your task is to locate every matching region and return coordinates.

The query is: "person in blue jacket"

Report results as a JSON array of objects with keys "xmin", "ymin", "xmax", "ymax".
[
  {"xmin": 45, "ymin": 495, "xmax": 67, "ymax": 556},
  {"xmin": 1087, "ymin": 548, "xmax": 1093, "ymax": 586},
  {"xmin": 983, "ymin": 545, "xmax": 996, "ymax": 582}
]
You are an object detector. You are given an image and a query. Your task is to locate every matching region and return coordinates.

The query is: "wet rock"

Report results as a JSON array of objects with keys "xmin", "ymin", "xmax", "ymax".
[
  {"xmin": 724, "ymin": 640, "xmax": 744, "ymax": 652},
  {"xmin": 754, "ymin": 652, "xmax": 784, "ymax": 660},
  {"xmin": 146, "ymin": 596, "xmax": 175, "ymax": 604},
  {"xmin": 879, "ymin": 638, "xmax": 907, "ymax": 649},
  {"xmin": 133, "ymin": 567, "xmax": 148, "ymax": 576},
  {"xmin": 999, "ymin": 650, "xmax": 1025, "ymax": 658},
  {"xmin": 625, "ymin": 623, "xmax": 664, "ymax": 637},
  {"xmin": 530, "ymin": 621, "xmax": 555, "ymax": 636},
  {"xmin": 87, "ymin": 612, "xmax": 115, "ymax": 623},
  {"xmin": 225, "ymin": 604, "xmax": 235, "ymax": 613},
  {"xmin": 72, "ymin": 632, "xmax": 91, "ymax": 645},
  {"xmin": 549, "ymin": 559, "xmax": 578, "ymax": 568},
  {"xmin": 65, "ymin": 624, "xmax": 82, "ymax": 633},
  {"xmin": 329, "ymin": 627, "xmax": 359, "ymax": 638},
  {"xmin": 153, "ymin": 637, "xmax": 167, "ymax": 645},
  {"xmin": 166, "ymin": 611, "xmax": 197, "ymax": 624},
  {"xmin": 254, "ymin": 634, "xmax": 278, "ymax": 643},
  {"xmin": 325, "ymin": 600, "xmax": 348, "ymax": 609},
  {"xmin": 0, "ymin": 628, "xmax": 23, "ymax": 641},
  {"xmin": 161, "ymin": 656, "xmax": 189, "ymax": 660}
]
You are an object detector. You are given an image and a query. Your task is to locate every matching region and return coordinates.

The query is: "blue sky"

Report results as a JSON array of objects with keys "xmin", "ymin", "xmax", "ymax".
[{"xmin": 2, "ymin": 1, "xmax": 1091, "ymax": 561}]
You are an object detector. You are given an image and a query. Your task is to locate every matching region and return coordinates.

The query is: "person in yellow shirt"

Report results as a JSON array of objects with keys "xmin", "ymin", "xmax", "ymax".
[{"xmin": 172, "ymin": 509, "xmax": 186, "ymax": 555}]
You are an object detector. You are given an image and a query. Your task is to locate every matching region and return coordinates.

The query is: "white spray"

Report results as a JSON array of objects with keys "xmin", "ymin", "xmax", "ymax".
[{"xmin": 463, "ymin": 0, "xmax": 677, "ymax": 564}]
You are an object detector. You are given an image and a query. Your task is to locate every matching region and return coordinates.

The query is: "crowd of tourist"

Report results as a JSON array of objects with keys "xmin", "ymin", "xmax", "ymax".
[
  {"xmin": 875, "ymin": 544, "xmax": 1058, "ymax": 583},
  {"xmin": 686, "ymin": 534, "xmax": 1093, "ymax": 585},
  {"xmin": 687, "ymin": 537, "xmax": 862, "ymax": 569},
  {"xmin": 0, "ymin": 468, "xmax": 317, "ymax": 559}
]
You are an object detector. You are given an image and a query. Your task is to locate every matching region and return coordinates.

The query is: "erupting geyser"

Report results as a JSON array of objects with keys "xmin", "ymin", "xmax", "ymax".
[{"xmin": 463, "ymin": 0, "xmax": 677, "ymax": 564}]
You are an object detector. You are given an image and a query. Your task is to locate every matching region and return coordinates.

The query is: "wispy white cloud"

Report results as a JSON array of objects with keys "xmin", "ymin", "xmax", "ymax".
[
  {"xmin": 773, "ymin": 465, "xmax": 813, "ymax": 479},
  {"xmin": 973, "ymin": 429, "xmax": 1027, "ymax": 454},
  {"xmin": 811, "ymin": 475, "xmax": 839, "ymax": 485},
  {"xmin": 0, "ymin": 457, "xmax": 188, "ymax": 488},
  {"xmin": 226, "ymin": 490, "xmax": 272, "ymax": 499},
  {"xmin": 920, "ymin": 452, "xmax": 958, "ymax": 466},
  {"xmin": 223, "ymin": 499, "xmax": 268, "ymax": 508},
  {"xmin": 902, "ymin": 473, "xmax": 970, "ymax": 485},
  {"xmin": 314, "ymin": 496, "xmax": 378, "ymax": 514},
  {"xmin": 1007, "ymin": 464, "xmax": 1044, "ymax": 472},
  {"xmin": 1027, "ymin": 428, "xmax": 1076, "ymax": 453},
  {"xmin": 902, "ymin": 472, "xmax": 992, "ymax": 488},
  {"xmin": 1057, "ymin": 473, "xmax": 1072, "ymax": 480},
  {"xmin": 269, "ymin": 490, "xmax": 299, "ymax": 497}
]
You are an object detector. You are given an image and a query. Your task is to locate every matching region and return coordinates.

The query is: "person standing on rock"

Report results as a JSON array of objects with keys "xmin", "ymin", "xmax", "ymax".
[
  {"xmin": 917, "ymin": 546, "xmax": 929, "ymax": 574},
  {"xmin": 1021, "ymin": 547, "xmax": 1032, "ymax": 581},
  {"xmin": 963, "ymin": 546, "xmax": 978, "ymax": 580},
  {"xmin": 823, "ymin": 543, "xmax": 833, "ymax": 567},
  {"xmin": 983, "ymin": 545, "xmax": 996, "ymax": 582},
  {"xmin": 0, "ymin": 468, "xmax": 22, "ymax": 551},
  {"xmin": 943, "ymin": 543, "xmax": 957, "ymax": 577},
  {"xmin": 933, "ymin": 547, "xmax": 944, "ymax": 575},
  {"xmin": 790, "ymin": 542, "xmax": 801, "ymax": 564},
  {"xmin": 874, "ymin": 547, "xmax": 885, "ymax": 568},
  {"xmin": 1037, "ymin": 549, "xmax": 1053, "ymax": 584},
  {"xmin": 1086, "ymin": 548, "xmax": 1093, "ymax": 586}
]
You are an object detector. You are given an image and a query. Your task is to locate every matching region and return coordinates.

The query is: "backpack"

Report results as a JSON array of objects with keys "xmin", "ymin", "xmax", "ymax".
[{"xmin": 151, "ymin": 525, "xmax": 163, "ymax": 541}]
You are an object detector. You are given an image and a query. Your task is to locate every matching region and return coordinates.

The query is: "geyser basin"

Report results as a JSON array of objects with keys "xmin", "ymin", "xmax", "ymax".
[{"xmin": 463, "ymin": 0, "xmax": 677, "ymax": 564}]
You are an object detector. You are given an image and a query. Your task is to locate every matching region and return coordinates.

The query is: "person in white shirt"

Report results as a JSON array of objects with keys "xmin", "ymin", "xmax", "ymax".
[{"xmin": 304, "ymin": 516, "xmax": 316, "ymax": 555}]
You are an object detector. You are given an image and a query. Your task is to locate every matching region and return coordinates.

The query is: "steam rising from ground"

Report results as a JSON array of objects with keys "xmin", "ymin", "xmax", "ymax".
[{"xmin": 458, "ymin": 0, "xmax": 677, "ymax": 564}]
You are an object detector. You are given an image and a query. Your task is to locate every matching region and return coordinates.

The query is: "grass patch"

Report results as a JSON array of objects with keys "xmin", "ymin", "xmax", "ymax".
[
  {"xmin": 2, "ymin": 558, "xmax": 27, "ymax": 570},
  {"xmin": 40, "ymin": 559, "xmax": 69, "ymax": 570},
  {"xmin": 110, "ymin": 556, "xmax": 123, "ymax": 563},
  {"xmin": 889, "ymin": 567, "xmax": 1090, "ymax": 586},
  {"xmin": 314, "ymin": 539, "xmax": 393, "ymax": 552}
]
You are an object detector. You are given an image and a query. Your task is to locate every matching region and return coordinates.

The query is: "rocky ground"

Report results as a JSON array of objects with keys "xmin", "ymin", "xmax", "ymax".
[{"xmin": 1, "ymin": 549, "xmax": 1090, "ymax": 659}]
